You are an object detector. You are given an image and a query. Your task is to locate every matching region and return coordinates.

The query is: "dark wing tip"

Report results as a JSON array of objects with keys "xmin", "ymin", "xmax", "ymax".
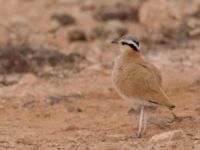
[
  {"xmin": 167, "ymin": 104, "xmax": 176, "ymax": 110},
  {"xmin": 149, "ymin": 100, "xmax": 176, "ymax": 110}
]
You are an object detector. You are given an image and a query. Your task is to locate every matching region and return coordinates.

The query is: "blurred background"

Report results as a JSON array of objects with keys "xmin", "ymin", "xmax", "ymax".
[{"xmin": 0, "ymin": 0, "xmax": 199, "ymax": 149}]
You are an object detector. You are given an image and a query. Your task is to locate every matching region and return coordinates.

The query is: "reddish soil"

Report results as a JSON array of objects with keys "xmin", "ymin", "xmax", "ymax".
[{"xmin": 0, "ymin": 0, "xmax": 199, "ymax": 149}]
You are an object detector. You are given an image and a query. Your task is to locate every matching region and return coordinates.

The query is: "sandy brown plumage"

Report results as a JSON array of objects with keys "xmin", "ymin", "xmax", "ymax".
[
  {"xmin": 111, "ymin": 36, "xmax": 175, "ymax": 137},
  {"xmin": 112, "ymin": 45, "xmax": 174, "ymax": 109}
]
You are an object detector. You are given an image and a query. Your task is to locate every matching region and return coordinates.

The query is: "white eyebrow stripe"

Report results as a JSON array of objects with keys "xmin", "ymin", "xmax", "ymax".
[{"xmin": 123, "ymin": 40, "xmax": 140, "ymax": 50}]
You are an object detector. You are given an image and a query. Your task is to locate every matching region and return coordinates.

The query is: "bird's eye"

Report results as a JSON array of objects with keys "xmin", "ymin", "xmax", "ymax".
[
  {"xmin": 121, "ymin": 42, "xmax": 126, "ymax": 45},
  {"xmin": 134, "ymin": 41, "xmax": 139, "ymax": 47}
]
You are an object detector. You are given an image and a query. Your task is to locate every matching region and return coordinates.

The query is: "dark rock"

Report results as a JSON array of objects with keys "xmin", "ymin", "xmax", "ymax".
[
  {"xmin": 68, "ymin": 29, "xmax": 87, "ymax": 42},
  {"xmin": 67, "ymin": 92, "xmax": 84, "ymax": 99},
  {"xmin": 89, "ymin": 21, "xmax": 128, "ymax": 40},
  {"xmin": 46, "ymin": 92, "xmax": 84, "ymax": 105},
  {"xmin": 139, "ymin": 0, "xmax": 188, "ymax": 43},
  {"xmin": 0, "ymin": 79, "xmax": 18, "ymax": 86},
  {"xmin": 46, "ymin": 96, "xmax": 68, "ymax": 105},
  {"xmin": 128, "ymin": 106, "xmax": 157, "ymax": 115},
  {"xmin": 51, "ymin": 14, "xmax": 76, "ymax": 26},
  {"xmin": 0, "ymin": 42, "xmax": 87, "ymax": 76},
  {"xmin": 94, "ymin": 5, "xmax": 138, "ymax": 22},
  {"xmin": 22, "ymin": 100, "xmax": 35, "ymax": 108},
  {"xmin": 128, "ymin": 108, "xmax": 140, "ymax": 115},
  {"xmin": 187, "ymin": 18, "xmax": 200, "ymax": 38},
  {"xmin": 66, "ymin": 106, "xmax": 83, "ymax": 113}
]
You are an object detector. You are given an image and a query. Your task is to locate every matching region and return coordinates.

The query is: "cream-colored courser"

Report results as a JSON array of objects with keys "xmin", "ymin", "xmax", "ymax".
[{"xmin": 111, "ymin": 36, "xmax": 175, "ymax": 137}]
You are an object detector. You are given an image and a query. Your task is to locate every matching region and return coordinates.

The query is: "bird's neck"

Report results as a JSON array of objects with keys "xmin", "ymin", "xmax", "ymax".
[{"xmin": 120, "ymin": 47, "xmax": 142, "ymax": 62}]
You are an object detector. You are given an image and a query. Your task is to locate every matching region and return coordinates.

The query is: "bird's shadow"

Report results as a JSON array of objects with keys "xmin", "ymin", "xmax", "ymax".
[{"xmin": 128, "ymin": 106, "xmax": 157, "ymax": 115}]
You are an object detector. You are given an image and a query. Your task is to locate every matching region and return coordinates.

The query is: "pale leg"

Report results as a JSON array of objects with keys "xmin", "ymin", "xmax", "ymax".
[
  {"xmin": 142, "ymin": 109, "xmax": 148, "ymax": 134},
  {"xmin": 138, "ymin": 106, "xmax": 144, "ymax": 138}
]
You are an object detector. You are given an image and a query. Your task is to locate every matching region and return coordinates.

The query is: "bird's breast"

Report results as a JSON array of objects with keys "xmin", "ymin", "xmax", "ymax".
[{"xmin": 112, "ymin": 60, "xmax": 133, "ymax": 95}]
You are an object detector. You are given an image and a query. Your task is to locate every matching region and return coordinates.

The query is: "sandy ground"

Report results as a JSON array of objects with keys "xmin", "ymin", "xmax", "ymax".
[{"xmin": 0, "ymin": 0, "xmax": 199, "ymax": 150}]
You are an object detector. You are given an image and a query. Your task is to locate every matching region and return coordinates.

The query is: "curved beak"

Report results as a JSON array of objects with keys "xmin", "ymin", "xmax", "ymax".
[{"xmin": 111, "ymin": 39, "xmax": 119, "ymax": 44}]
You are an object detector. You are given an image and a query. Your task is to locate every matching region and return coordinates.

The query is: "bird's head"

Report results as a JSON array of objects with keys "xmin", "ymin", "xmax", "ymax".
[{"xmin": 111, "ymin": 35, "xmax": 140, "ymax": 53}]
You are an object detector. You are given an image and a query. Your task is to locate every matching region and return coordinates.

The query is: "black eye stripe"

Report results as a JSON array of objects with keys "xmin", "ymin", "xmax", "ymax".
[
  {"xmin": 122, "ymin": 41, "xmax": 139, "ymax": 47},
  {"xmin": 121, "ymin": 41, "xmax": 139, "ymax": 51},
  {"xmin": 135, "ymin": 41, "xmax": 139, "ymax": 46},
  {"xmin": 121, "ymin": 41, "xmax": 126, "ymax": 45}
]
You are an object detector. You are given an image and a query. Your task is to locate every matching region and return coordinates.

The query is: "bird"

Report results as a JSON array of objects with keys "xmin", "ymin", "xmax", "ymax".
[{"xmin": 111, "ymin": 35, "xmax": 175, "ymax": 138}]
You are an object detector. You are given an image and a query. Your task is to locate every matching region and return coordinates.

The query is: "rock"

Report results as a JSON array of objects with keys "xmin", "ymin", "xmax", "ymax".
[
  {"xmin": 59, "ymin": 0, "xmax": 81, "ymax": 4},
  {"xmin": 176, "ymin": 0, "xmax": 200, "ymax": 17},
  {"xmin": 67, "ymin": 92, "xmax": 84, "ymax": 99},
  {"xmin": 188, "ymin": 28, "xmax": 200, "ymax": 38},
  {"xmin": 162, "ymin": 24, "xmax": 188, "ymax": 41},
  {"xmin": 94, "ymin": 4, "xmax": 138, "ymax": 22},
  {"xmin": 89, "ymin": 21, "xmax": 128, "ymax": 40},
  {"xmin": 106, "ymin": 134, "xmax": 127, "ymax": 142},
  {"xmin": 139, "ymin": 0, "xmax": 186, "ymax": 42},
  {"xmin": 67, "ymin": 106, "xmax": 83, "ymax": 113},
  {"xmin": 193, "ymin": 140, "xmax": 200, "ymax": 150},
  {"xmin": 128, "ymin": 106, "xmax": 157, "ymax": 115},
  {"xmin": 195, "ymin": 107, "xmax": 200, "ymax": 114},
  {"xmin": 46, "ymin": 95, "xmax": 68, "ymax": 105},
  {"xmin": 46, "ymin": 92, "xmax": 84, "ymax": 105},
  {"xmin": 193, "ymin": 131, "xmax": 200, "ymax": 140},
  {"xmin": 90, "ymin": 24, "xmax": 108, "ymax": 39},
  {"xmin": 84, "ymin": 64, "xmax": 104, "ymax": 74},
  {"xmin": 150, "ymin": 130, "xmax": 186, "ymax": 143},
  {"xmin": 187, "ymin": 18, "xmax": 200, "ymax": 38},
  {"xmin": 48, "ymin": 20, "xmax": 61, "ymax": 33},
  {"xmin": 22, "ymin": 100, "xmax": 35, "ymax": 108},
  {"xmin": 51, "ymin": 14, "xmax": 76, "ymax": 26},
  {"xmin": 192, "ymin": 9, "xmax": 200, "ymax": 19},
  {"xmin": 81, "ymin": 0, "xmax": 96, "ymax": 11},
  {"xmin": 61, "ymin": 125, "xmax": 79, "ymax": 132},
  {"xmin": 187, "ymin": 18, "xmax": 200, "ymax": 29},
  {"xmin": 128, "ymin": 108, "xmax": 140, "ymax": 115},
  {"xmin": 106, "ymin": 21, "xmax": 128, "ymax": 37},
  {"xmin": 0, "ymin": 42, "xmax": 86, "ymax": 75},
  {"xmin": 0, "ymin": 79, "xmax": 18, "ymax": 86},
  {"xmin": 68, "ymin": 29, "xmax": 87, "ymax": 42},
  {"xmin": 16, "ymin": 133, "xmax": 36, "ymax": 145},
  {"xmin": 139, "ymin": 0, "xmax": 181, "ymax": 29}
]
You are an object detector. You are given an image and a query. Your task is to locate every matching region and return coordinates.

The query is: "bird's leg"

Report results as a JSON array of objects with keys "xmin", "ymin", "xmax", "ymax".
[
  {"xmin": 142, "ymin": 108, "xmax": 148, "ymax": 135},
  {"xmin": 137, "ymin": 106, "xmax": 144, "ymax": 138}
]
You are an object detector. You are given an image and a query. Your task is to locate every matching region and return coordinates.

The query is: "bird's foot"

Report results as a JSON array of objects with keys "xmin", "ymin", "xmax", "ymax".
[
  {"xmin": 167, "ymin": 112, "xmax": 183, "ymax": 124},
  {"xmin": 137, "ymin": 132, "xmax": 143, "ymax": 138},
  {"xmin": 128, "ymin": 106, "xmax": 157, "ymax": 115}
]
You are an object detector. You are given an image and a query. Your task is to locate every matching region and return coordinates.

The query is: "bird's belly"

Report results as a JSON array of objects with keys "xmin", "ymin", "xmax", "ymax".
[{"xmin": 112, "ymin": 67, "xmax": 155, "ymax": 107}]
